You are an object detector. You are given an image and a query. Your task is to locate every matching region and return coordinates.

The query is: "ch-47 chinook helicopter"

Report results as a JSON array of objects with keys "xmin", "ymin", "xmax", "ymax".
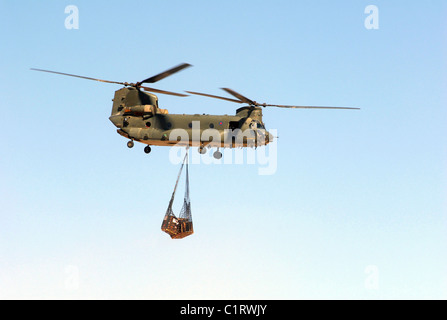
[{"xmin": 31, "ymin": 63, "xmax": 359, "ymax": 159}]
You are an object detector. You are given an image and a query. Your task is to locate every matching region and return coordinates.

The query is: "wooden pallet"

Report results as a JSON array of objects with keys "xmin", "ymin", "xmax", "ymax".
[{"xmin": 162, "ymin": 215, "xmax": 194, "ymax": 239}]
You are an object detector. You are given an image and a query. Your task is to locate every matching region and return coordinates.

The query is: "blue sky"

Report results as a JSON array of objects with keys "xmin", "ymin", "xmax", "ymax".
[{"xmin": 0, "ymin": 1, "xmax": 446, "ymax": 299}]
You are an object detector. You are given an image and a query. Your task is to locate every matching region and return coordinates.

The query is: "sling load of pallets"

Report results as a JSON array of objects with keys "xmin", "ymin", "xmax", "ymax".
[{"xmin": 161, "ymin": 149, "xmax": 193, "ymax": 239}]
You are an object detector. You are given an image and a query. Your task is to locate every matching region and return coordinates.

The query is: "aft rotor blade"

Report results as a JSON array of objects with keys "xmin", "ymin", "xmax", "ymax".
[
  {"xmin": 221, "ymin": 88, "xmax": 256, "ymax": 105},
  {"xmin": 260, "ymin": 104, "xmax": 360, "ymax": 110},
  {"xmin": 30, "ymin": 68, "xmax": 127, "ymax": 86},
  {"xmin": 185, "ymin": 91, "xmax": 243, "ymax": 104},
  {"xmin": 140, "ymin": 86, "xmax": 189, "ymax": 97},
  {"xmin": 139, "ymin": 63, "xmax": 192, "ymax": 84}
]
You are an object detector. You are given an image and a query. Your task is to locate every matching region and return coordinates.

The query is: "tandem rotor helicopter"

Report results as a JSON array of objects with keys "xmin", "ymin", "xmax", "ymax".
[{"xmin": 31, "ymin": 63, "xmax": 359, "ymax": 159}]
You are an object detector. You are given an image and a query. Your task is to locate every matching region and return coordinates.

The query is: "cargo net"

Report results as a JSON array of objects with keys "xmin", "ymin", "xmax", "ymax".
[{"xmin": 161, "ymin": 150, "xmax": 193, "ymax": 239}]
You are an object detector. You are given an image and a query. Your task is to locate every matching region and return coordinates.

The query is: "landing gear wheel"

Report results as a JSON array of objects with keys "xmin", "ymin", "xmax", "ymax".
[
  {"xmin": 144, "ymin": 146, "xmax": 152, "ymax": 154},
  {"xmin": 127, "ymin": 140, "xmax": 134, "ymax": 148},
  {"xmin": 213, "ymin": 151, "xmax": 222, "ymax": 159},
  {"xmin": 198, "ymin": 146, "xmax": 207, "ymax": 154}
]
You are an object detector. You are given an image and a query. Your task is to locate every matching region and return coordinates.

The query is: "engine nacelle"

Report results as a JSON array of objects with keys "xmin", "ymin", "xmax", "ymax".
[
  {"xmin": 125, "ymin": 104, "xmax": 156, "ymax": 115},
  {"xmin": 125, "ymin": 105, "xmax": 169, "ymax": 116}
]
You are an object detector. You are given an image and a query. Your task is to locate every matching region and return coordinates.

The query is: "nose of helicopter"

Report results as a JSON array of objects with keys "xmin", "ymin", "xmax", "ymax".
[{"xmin": 264, "ymin": 131, "xmax": 273, "ymax": 145}]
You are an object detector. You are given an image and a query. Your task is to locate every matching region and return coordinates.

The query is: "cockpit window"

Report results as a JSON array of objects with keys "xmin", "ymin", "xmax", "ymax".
[{"xmin": 252, "ymin": 120, "xmax": 265, "ymax": 129}]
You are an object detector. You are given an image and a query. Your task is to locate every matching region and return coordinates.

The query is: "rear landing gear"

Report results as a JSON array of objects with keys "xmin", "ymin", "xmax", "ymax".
[
  {"xmin": 198, "ymin": 146, "xmax": 223, "ymax": 159},
  {"xmin": 144, "ymin": 146, "xmax": 152, "ymax": 154},
  {"xmin": 127, "ymin": 140, "xmax": 134, "ymax": 148}
]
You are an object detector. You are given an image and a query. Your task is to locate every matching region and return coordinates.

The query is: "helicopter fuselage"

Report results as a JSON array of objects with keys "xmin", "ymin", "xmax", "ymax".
[{"xmin": 109, "ymin": 87, "xmax": 271, "ymax": 149}]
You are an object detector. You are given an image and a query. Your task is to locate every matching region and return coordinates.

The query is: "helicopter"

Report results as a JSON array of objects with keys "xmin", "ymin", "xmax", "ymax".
[{"xmin": 31, "ymin": 63, "xmax": 359, "ymax": 159}]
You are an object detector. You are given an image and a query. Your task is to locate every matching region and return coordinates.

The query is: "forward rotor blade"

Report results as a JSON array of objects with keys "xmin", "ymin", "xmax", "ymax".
[
  {"xmin": 185, "ymin": 91, "xmax": 243, "ymax": 104},
  {"xmin": 30, "ymin": 68, "xmax": 127, "ymax": 86},
  {"xmin": 139, "ymin": 63, "xmax": 192, "ymax": 84},
  {"xmin": 221, "ymin": 88, "xmax": 256, "ymax": 105},
  {"xmin": 140, "ymin": 86, "xmax": 189, "ymax": 97},
  {"xmin": 260, "ymin": 104, "xmax": 360, "ymax": 110}
]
